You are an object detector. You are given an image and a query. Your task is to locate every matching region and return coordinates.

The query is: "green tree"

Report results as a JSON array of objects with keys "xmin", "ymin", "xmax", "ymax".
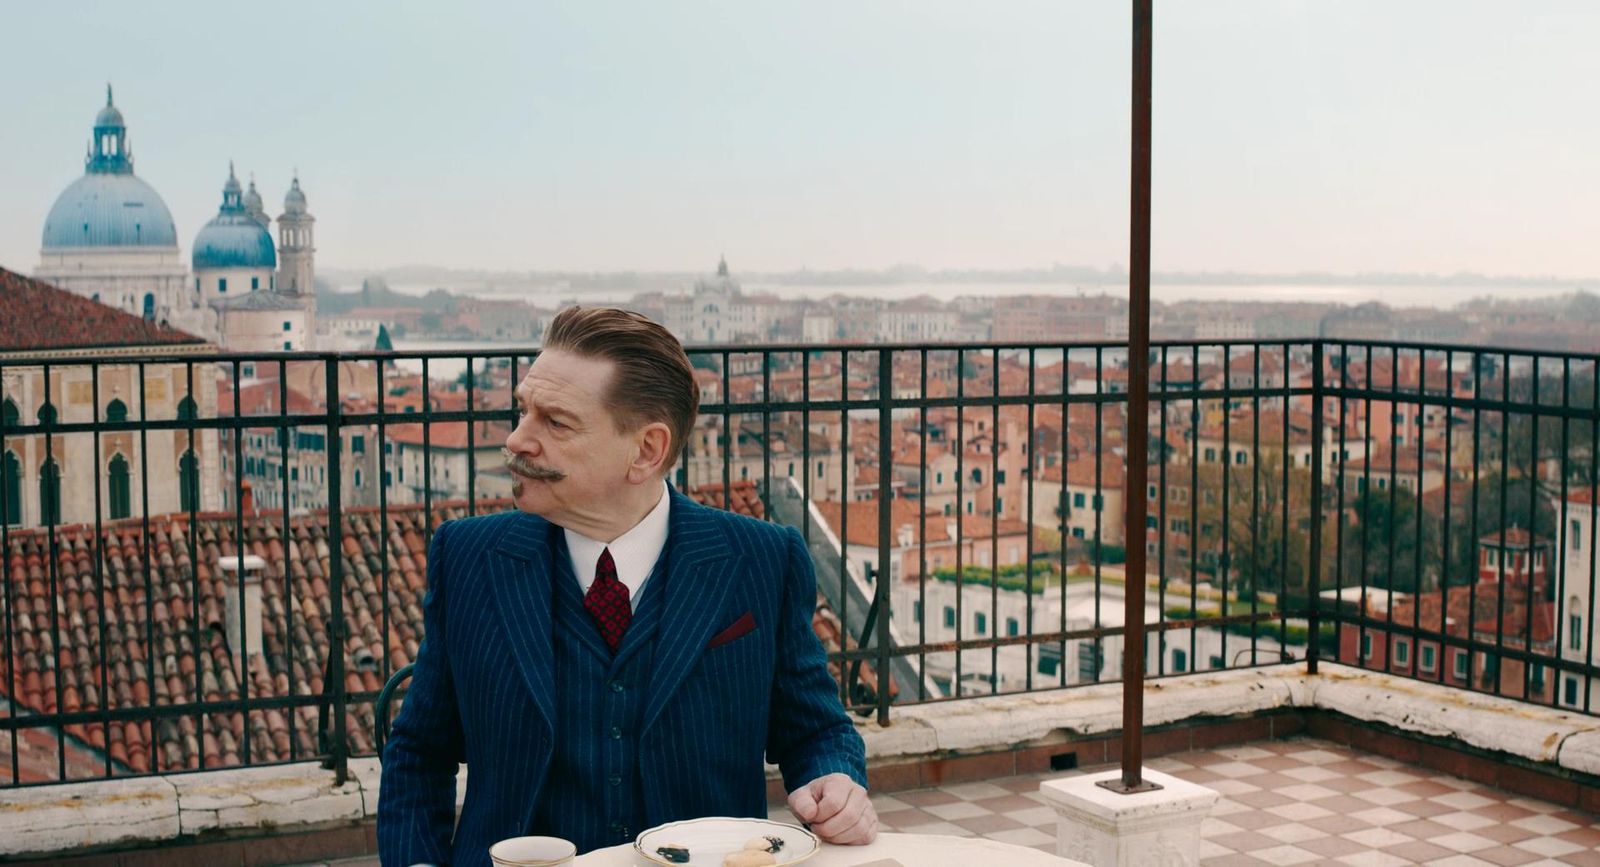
[
  {"xmin": 1339, "ymin": 486, "xmax": 1441, "ymax": 593},
  {"xmin": 455, "ymin": 366, "xmax": 493, "ymax": 390},
  {"xmin": 1195, "ymin": 452, "xmax": 1313, "ymax": 601}
]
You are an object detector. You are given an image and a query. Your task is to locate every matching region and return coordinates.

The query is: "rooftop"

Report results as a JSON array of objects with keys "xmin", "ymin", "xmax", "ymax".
[{"xmin": 0, "ymin": 267, "xmax": 207, "ymax": 352}]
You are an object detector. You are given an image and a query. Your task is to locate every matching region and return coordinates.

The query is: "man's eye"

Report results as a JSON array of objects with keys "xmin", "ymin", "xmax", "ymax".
[{"xmin": 548, "ymin": 417, "xmax": 566, "ymax": 430}]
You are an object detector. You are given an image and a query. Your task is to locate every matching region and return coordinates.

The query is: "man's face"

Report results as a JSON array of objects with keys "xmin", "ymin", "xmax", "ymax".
[{"xmin": 504, "ymin": 349, "xmax": 639, "ymax": 524}]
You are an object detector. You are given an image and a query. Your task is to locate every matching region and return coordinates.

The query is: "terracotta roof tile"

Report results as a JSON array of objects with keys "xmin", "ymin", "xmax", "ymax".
[
  {"xmin": 0, "ymin": 267, "xmax": 208, "ymax": 353},
  {"xmin": 0, "ymin": 500, "xmax": 490, "ymax": 776},
  {"xmin": 387, "ymin": 420, "xmax": 511, "ymax": 450},
  {"xmin": 813, "ymin": 499, "xmax": 1029, "ymax": 548},
  {"xmin": 0, "ymin": 485, "xmax": 858, "ymax": 779},
  {"xmin": 685, "ymin": 481, "xmax": 766, "ymax": 520}
]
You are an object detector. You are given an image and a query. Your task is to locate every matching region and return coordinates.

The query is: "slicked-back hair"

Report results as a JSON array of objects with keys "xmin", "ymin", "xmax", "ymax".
[{"xmin": 541, "ymin": 306, "xmax": 699, "ymax": 472}]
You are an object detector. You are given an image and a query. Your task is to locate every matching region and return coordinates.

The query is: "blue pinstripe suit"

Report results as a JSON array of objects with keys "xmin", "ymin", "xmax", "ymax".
[{"xmin": 378, "ymin": 488, "xmax": 867, "ymax": 867}]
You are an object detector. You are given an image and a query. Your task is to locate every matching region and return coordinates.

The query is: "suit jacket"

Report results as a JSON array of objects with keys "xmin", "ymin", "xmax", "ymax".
[{"xmin": 377, "ymin": 488, "xmax": 868, "ymax": 866}]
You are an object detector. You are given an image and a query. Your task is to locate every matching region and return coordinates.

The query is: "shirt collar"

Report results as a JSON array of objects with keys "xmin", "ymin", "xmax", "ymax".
[{"xmin": 563, "ymin": 482, "xmax": 672, "ymax": 605}]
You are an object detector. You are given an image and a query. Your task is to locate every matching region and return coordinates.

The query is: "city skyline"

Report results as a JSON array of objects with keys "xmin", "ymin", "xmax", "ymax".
[{"xmin": 3, "ymin": 1, "xmax": 1598, "ymax": 282}]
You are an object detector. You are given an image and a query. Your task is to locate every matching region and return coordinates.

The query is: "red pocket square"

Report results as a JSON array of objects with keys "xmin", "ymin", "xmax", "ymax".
[{"xmin": 707, "ymin": 611, "xmax": 756, "ymax": 649}]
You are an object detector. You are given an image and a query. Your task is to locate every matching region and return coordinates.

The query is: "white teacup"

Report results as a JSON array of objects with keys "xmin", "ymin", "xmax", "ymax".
[{"xmin": 488, "ymin": 835, "xmax": 577, "ymax": 866}]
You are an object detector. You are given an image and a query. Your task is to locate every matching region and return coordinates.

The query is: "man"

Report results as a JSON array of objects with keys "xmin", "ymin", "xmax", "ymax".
[{"xmin": 379, "ymin": 307, "xmax": 875, "ymax": 866}]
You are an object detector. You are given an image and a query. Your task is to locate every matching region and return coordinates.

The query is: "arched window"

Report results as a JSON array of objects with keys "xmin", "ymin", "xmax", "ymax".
[
  {"xmin": 1, "ymin": 399, "xmax": 17, "ymax": 429},
  {"xmin": 180, "ymin": 450, "xmax": 199, "ymax": 513},
  {"xmin": 37, "ymin": 402, "xmax": 56, "ymax": 426},
  {"xmin": 176, "ymin": 396, "xmax": 198, "ymax": 421},
  {"xmin": 2, "ymin": 451, "xmax": 19, "ymax": 525},
  {"xmin": 105, "ymin": 399, "xmax": 128, "ymax": 424},
  {"xmin": 142, "ymin": 293, "xmax": 155, "ymax": 321},
  {"xmin": 108, "ymin": 454, "xmax": 131, "ymax": 520},
  {"xmin": 39, "ymin": 459, "xmax": 60, "ymax": 526}
]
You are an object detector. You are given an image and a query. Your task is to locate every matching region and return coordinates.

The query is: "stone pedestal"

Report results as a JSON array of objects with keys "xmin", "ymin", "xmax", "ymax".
[{"xmin": 1038, "ymin": 768, "xmax": 1218, "ymax": 867}]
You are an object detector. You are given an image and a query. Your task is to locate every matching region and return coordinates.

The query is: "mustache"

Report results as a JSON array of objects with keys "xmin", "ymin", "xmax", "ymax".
[{"xmin": 502, "ymin": 448, "xmax": 566, "ymax": 482}]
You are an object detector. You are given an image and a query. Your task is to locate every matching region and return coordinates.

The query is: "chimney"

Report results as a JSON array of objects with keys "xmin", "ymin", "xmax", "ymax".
[
  {"xmin": 219, "ymin": 554, "xmax": 266, "ymax": 657},
  {"xmin": 240, "ymin": 480, "xmax": 255, "ymax": 516}
]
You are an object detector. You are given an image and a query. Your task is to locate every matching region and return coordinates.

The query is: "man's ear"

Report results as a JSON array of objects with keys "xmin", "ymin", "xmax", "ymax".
[{"xmin": 628, "ymin": 422, "xmax": 674, "ymax": 483}]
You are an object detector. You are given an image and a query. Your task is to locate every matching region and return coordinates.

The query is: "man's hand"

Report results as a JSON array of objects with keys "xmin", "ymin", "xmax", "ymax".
[{"xmin": 787, "ymin": 773, "xmax": 878, "ymax": 845}]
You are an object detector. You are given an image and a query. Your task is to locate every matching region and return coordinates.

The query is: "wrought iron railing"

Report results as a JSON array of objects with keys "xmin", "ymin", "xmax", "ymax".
[{"xmin": 1, "ymin": 338, "xmax": 1597, "ymax": 787}]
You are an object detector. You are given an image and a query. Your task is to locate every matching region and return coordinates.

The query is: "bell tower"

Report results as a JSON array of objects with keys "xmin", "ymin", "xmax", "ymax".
[{"xmin": 276, "ymin": 173, "xmax": 316, "ymax": 297}]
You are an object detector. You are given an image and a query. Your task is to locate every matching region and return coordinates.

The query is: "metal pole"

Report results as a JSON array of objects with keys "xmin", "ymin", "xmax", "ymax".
[
  {"xmin": 1308, "ymin": 342, "xmax": 1325, "ymax": 674},
  {"xmin": 1100, "ymin": 0, "xmax": 1159, "ymax": 795},
  {"xmin": 325, "ymin": 359, "xmax": 349, "ymax": 785},
  {"xmin": 876, "ymin": 349, "xmax": 895, "ymax": 726}
]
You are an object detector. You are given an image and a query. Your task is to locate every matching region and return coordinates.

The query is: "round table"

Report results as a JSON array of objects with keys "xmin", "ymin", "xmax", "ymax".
[{"xmin": 575, "ymin": 832, "xmax": 1086, "ymax": 866}]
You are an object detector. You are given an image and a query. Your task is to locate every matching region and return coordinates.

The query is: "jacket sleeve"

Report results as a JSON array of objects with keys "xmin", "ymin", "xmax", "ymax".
[
  {"xmin": 765, "ymin": 525, "xmax": 869, "ymax": 792},
  {"xmin": 379, "ymin": 520, "xmax": 465, "ymax": 866}
]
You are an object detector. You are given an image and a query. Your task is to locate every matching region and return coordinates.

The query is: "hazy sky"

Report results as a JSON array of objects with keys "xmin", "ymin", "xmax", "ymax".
[{"xmin": 3, "ymin": 1, "xmax": 1597, "ymax": 277}]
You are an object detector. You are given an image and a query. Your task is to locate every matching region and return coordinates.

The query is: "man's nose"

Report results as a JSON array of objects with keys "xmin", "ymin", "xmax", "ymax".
[{"xmin": 505, "ymin": 419, "xmax": 540, "ymax": 456}]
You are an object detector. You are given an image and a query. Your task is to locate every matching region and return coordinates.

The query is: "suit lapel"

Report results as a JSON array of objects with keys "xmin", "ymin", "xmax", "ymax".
[
  {"xmin": 487, "ymin": 511, "xmax": 558, "ymax": 739},
  {"xmin": 640, "ymin": 489, "xmax": 739, "ymax": 735}
]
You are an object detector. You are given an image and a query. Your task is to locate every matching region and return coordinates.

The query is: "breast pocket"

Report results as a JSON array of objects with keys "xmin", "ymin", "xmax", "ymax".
[{"xmin": 684, "ymin": 614, "xmax": 774, "ymax": 704}]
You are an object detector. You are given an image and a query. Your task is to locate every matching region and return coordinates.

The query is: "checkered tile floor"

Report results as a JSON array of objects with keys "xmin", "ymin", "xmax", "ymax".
[
  {"xmin": 314, "ymin": 737, "xmax": 1600, "ymax": 866},
  {"xmin": 780, "ymin": 738, "xmax": 1600, "ymax": 866}
]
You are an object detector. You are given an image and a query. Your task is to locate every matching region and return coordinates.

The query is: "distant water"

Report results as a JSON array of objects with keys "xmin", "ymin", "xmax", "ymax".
[
  {"xmin": 334, "ymin": 278, "xmax": 1585, "ymax": 309},
  {"xmin": 322, "ymin": 277, "xmax": 1586, "ymax": 386}
]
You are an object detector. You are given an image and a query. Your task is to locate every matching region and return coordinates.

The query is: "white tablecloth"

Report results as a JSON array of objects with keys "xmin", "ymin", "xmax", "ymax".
[{"xmin": 574, "ymin": 832, "xmax": 1086, "ymax": 867}]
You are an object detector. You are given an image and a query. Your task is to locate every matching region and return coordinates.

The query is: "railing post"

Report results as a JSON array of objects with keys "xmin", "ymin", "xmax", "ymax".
[
  {"xmin": 324, "ymin": 358, "xmax": 349, "ymax": 785},
  {"xmin": 1308, "ymin": 342, "xmax": 1324, "ymax": 675},
  {"xmin": 875, "ymin": 348, "xmax": 894, "ymax": 726}
]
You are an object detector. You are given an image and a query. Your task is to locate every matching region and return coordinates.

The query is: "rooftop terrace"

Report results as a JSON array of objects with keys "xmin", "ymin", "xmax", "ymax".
[{"xmin": 3, "ymin": 338, "xmax": 1600, "ymax": 864}]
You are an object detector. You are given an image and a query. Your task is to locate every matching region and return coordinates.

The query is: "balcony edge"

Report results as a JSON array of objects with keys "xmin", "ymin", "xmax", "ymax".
[{"xmin": 9, "ymin": 663, "xmax": 1600, "ymax": 863}]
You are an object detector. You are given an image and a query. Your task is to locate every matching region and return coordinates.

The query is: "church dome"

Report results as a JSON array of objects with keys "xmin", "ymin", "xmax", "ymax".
[
  {"xmin": 41, "ymin": 86, "xmax": 178, "ymax": 250},
  {"xmin": 282, "ymin": 176, "xmax": 307, "ymax": 214},
  {"xmin": 94, "ymin": 103, "xmax": 125, "ymax": 128},
  {"xmin": 243, "ymin": 177, "xmax": 269, "ymax": 226},
  {"xmin": 42, "ymin": 173, "xmax": 178, "ymax": 249},
  {"xmin": 192, "ymin": 165, "xmax": 276, "ymax": 270}
]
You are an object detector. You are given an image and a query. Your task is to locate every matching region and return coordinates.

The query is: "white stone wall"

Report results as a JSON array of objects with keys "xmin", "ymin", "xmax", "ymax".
[
  {"xmin": 385, "ymin": 442, "xmax": 505, "ymax": 506},
  {"xmin": 1557, "ymin": 495, "xmax": 1599, "ymax": 711},
  {"xmin": 888, "ymin": 578, "xmax": 1296, "ymax": 697},
  {"xmin": 802, "ymin": 314, "xmax": 836, "ymax": 343},
  {"xmin": 35, "ymin": 246, "xmax": 191, "ymax": 325},
  {"xmin": 877, "ymin": 309, "xmax": 958, "ymax": 343},
  {"xmin": 218, "ymin": 306, "xmax": 312, "ymax": 352},
  {"xmin": 195, "ymin": 265, "xmax": 275, "ymax": 306}
]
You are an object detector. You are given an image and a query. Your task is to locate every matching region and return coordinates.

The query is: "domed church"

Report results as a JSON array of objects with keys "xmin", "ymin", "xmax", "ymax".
[
  {"xmin": 205, "ymin": 165, "xmax": 318, "ymax": 352},
  {"xmin": 35, "ymin": 85, "xmax": 196, "ymax": 333},
  {"xmin": 193, "ymin": 163, "xmax": 277, "ymax": 305},
  {"xmin": 34, "ymin": 86, "xmax": 319, "ymax": 350}
]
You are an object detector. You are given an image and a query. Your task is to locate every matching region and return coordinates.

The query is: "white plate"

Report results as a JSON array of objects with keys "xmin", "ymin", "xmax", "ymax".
[{"xmin": 634, "ymin": 817, "xmax": 819, "ymax": 866}]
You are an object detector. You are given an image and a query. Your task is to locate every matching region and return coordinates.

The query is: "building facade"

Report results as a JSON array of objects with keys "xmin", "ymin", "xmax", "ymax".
[{"xmin": 0, "ymin": 268, "xmax": 221, "ymax": 528}]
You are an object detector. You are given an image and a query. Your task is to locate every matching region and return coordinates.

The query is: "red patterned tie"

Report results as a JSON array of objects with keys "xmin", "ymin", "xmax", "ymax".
[{"xmin": 584, "ymin": 547, "xmax": 632, "ymax": 652}]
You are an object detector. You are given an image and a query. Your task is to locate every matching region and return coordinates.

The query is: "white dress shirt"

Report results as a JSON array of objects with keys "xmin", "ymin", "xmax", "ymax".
[{"xmin": 562, "ymin": 482, "xmax": 672, "ymax": 609}]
